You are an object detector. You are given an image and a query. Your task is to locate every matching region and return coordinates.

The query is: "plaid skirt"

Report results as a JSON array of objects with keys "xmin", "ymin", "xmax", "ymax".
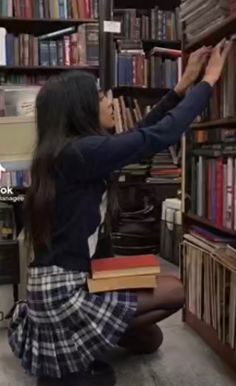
[{"xmin": 8, "ymin": 266, "xmax": 138, "ymax": 379}]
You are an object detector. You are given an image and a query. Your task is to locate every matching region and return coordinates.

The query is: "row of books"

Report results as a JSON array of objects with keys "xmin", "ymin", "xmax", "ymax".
[
  {"xmin": 114, "ymin": 7, "xmax": 181, "ymax": 41},
  {"xmin": 190, "ymin": 154, "xmax": 236, "ymax": 231},
  {"xmin": 115, "ymin": 47, "xmax": 181, "ymax": 88},
  {"xmin": 193, "ymin": 127, "xmax": 236, "ymax": 144},
  {"xmin": 0, "ymin": 170, "xmax": 31, "ymax": 188},
  {"xmin": 0, "ymin": 24, "xmax": 99, "ymax": 67},
  {"xmin": 0, "ymin": 73, "xmax": 48, "ymax": 85},
  {"xmin": 180, "ymin": 0, "xmax": 231, "ymax": 44},
  {"xmin": 0, "ymin": 0, "xmax": 98, "ymax": 19},
  {"xmin": 183, "ymin": 230, "xmax": 236, "ymax": 350}
]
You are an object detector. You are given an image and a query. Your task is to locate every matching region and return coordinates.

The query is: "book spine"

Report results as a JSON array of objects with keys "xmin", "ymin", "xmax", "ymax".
[
  {"xmin": 234, "ymin": 159, "xmax": 236, "ymax": 230},
  {"xmin": 71, "ymin": 0, "xmax": 78, "ymax": 18},
  {"xmin": 211, "ymin": 159, "xmax": 216, "ymax": 224},
  {"xmin": 63, "ymin": 0, "xmax": 68, "ymax": 18},
  {"xmin": 63, "ymin": 35, "xmax": 70, "ymax": 65},
  {"xmin": 39, "ymin": 41, "xmax": 50, "ymax": 66},
  {"xmin": 216, "ymin": 158, "xmax": 223, "ymax": 226},
  {"xmin": 84, "ymin": 0, "xmax": 90, "ymax": 18},
  {"xmin": 226, "ymin": 157, "xmax": 234, "ymax": 229},
  {"xmin": 25, "ymin": 0, "xmax": 32, "ymax": 18},
  {"xmin": 57, "ymin": 40, "xmax": 64, "ymax": 65},
  {"xmin": 207, "ymin": 159, "xmax": 212, "ymax": 221},
  {"xmin": 59, "ymin": 0, "xmax": 65, "ymax": 18},
  {"xmin": 39, "ymin": 0, "xmax": 44, "ymax": 18},
  {"xmin": 49, "ymin": 40, "xmax": 58, "ymax": 66}
]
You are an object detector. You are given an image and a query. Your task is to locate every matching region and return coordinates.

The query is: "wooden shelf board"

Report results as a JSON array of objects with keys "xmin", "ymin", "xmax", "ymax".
[
  {"xmin": 112, "ymin": 86, "xmax": 169, "ymax": 97},
  {"xmin": 191, "ymin": 118, "xmax": 236, "ymax": 129},
  {"xmin": 114, "ymin": 0, "xmax": 180, "ymax": 10},
  {"xmin": 185, "ymin": 14, "xmax": 236, "ymax": 51},
  {"xmin": 185, "ymin": 310, "xmax": 236, "ymax": 376},
  {"xmin": 118, "ymin": 181, "xmax": 181, "ymax": 187},
  {"xmin": 0, "ymin": 65, "xmax": 99, "ymax": 73},
  {"xmin": 114, "ymin": 37, "xmax": 181, "ymax": 50},
  {"xmin": 0, "ymin": 17, "xmax": 97, "ymax": 34},
  {"xmin": 184, "ymin": 212, "xmax": 236, "ymax": 237}
]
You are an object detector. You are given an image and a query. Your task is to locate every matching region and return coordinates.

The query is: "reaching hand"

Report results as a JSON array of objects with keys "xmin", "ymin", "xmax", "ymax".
[
  {"xmin": 203, "ymin": 39, "xmax": 232, "ymax": 86},
  {"xmin": 175, "ymin": 46, "xmax": 211, "ymax": 95}
]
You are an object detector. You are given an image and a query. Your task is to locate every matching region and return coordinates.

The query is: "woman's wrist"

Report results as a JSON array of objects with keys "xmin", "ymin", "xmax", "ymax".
[
  {"xmin": 174, "ymin": 75, "xmax": 193, "ymax": 96},
  {"xmin": 202, "ymin": 75, "xmax": 215, "ymax": 87}
]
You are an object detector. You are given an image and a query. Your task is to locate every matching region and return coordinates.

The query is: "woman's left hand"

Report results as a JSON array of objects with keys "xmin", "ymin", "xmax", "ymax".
[{"xmin": 175, "ymin": 46, "xmax": 211, "ymax": 95}]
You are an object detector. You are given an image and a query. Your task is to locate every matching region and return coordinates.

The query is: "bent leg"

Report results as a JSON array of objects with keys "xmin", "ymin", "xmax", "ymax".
[{"xmin": 119, "ymin": 275, "xmax": 185, "ymax": 354}]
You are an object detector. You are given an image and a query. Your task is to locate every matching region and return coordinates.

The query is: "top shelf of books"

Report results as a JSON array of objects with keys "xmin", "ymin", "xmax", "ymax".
[
  {"xmin": 0, "ymin": 1, "xmax": 98, "ymax": 33},
  {"xmin": 182, "ymin": 1, "xmax": 236, "ymax": 51},
  {"xmin": 114, "ymin": 0, "xmax": 180, "ymax": 10}
]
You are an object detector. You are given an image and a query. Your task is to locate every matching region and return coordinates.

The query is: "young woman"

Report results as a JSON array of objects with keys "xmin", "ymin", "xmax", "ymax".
[{"xmin": 8, "ymin": 40, "xmax": 231, "ymax": 386}]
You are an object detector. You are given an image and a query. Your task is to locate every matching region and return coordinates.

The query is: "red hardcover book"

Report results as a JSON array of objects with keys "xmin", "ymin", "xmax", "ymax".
[
  {"xmin": 25, "ymin": 0, "xmax": 32, "ymax": 18},
  {"xmin": 70, "ymin": 33, "xmax": 79, "ymax": 65},
  {"xmin": 63, "ymin": 36, "xmax": 71, "ymax": 66},
  {"xmin": 84, "ymin": 0, "xmax": 91, "ymax": 18},
  {"xmin": 77, "ymin": 0, "xmax": 85, "ymax": 18},
  {"xmin": 216, "ymin": 158, "xmax": 223, "ymax": 226},
  {"xmin": 91, "ymin": 254, "xmax": 160, "ymax": 280},
  {"xmin": 208, "ymin": 159, "xmax": 212, "ymax": 221}
]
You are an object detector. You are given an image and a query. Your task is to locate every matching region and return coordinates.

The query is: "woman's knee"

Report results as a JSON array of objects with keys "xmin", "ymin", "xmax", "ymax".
[{"xmin": 156, "ymin": 275, "xmax": 185, "ymax": 310}]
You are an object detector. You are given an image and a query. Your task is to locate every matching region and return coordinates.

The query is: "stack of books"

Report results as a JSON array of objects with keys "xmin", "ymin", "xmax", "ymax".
[
  {"xmin": 87, "ymin": 254, "xmax": 160, "ymax": 293},
  {"xmin": 147, "ymin": 148, "xmax": 181, "ymax": 184},
  {"xmin": 180, "ymin": 0, "xmax": 230, "ymax": 44}
]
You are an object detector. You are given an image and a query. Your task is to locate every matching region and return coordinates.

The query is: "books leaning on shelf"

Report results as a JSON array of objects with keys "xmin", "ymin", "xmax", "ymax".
[
  {"xmin": 0, "ymin": 23, "xmax": 99, "ymax": 67},
  {"xmin": 180, "ymin": 0, "xmax": 230, "ymax": 44},
  {"xmin": 182, "ymin": 232, "xmax": 236, "ymax": 352},
  {"xmin": 196, "ymin": 39, "xmax": 236, "ymax": 121},
  {"xmin": 115, "ymin": 45, "xmax": 181, "ymax": 88},
  {"xmin": 0, "ymin": 0, "xmax": 98, "ymax": 19},
  {"xmin": 190, "ymin": 127, "xmax": 236, "ymax": 231},
  {"xmin": 87, "ymin": 254, "xmax": 160, "ymax": 293},
  {"xmin": 0, "ymin": 169, "xmax": 31, "ymax": 188},
  {"xmin": 114, "ymin": 7, "xmax": 181, "ymax": 41}
]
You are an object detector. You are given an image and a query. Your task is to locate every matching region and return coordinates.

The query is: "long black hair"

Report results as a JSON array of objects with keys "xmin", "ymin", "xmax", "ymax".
[{"xmin": 24, "ymin": 71, "xmax": 102, "ymax": 249}]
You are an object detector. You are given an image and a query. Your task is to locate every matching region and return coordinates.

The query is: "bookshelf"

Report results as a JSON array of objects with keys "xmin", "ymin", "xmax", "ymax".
[
  {"xmin": 108, "ymin": 0, "xmax": 183, "ymax": 256},
  {"xmin": 181, "ymin": 1, "xmax": 236, "ymax": 373}
]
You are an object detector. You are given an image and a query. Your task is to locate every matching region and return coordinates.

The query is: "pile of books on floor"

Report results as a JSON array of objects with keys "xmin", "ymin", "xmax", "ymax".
[
  {"xmin": 182, "ymin": 227, "xmax": 236, "ymax": 350},
  {"xmin": 180, "ymin": 0, "xmax": 230, "ymax": 44},
  {"xmin": 147, "ymin": 148, "xmax": 181, "ymax": 184},
  {"xmin": 88, "ymin": 254, "xmax": 160, "ymax": 293}
]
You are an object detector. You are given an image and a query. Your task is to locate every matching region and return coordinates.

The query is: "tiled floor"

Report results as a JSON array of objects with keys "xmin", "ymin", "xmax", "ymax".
[{"xmin": 0, "ymin": 259, "xmax": 235, "ymax": 386}]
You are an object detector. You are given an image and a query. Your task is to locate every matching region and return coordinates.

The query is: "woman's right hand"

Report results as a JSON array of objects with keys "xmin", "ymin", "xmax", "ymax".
[{"xmin": 203, "ymin": 39, "xmax": 232, "ymax": 86}]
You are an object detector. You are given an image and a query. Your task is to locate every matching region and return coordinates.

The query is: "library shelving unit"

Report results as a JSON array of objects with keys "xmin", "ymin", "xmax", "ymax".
[
  {"xmin": 107, "ymin": 0, "xmax": 182, "ymax": 257},
  {"xmin": 181, "ymin": 12, "xmax": 236, "ymax": 373}
]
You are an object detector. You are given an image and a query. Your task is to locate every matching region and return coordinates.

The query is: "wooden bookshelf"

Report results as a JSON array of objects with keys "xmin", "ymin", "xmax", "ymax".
[
  {"xmin": 182, "ymin": 4, "xmax": 236, "ymax": 373},
  {"xmin": 185, "ymin": 311, "xmax": 236, "ymax": 377}
]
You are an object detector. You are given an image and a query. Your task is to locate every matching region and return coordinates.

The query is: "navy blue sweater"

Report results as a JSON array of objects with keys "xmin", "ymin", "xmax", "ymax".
[{"xmin": 34, "ymin": 81, "xmax": 212, "ymax": 271}]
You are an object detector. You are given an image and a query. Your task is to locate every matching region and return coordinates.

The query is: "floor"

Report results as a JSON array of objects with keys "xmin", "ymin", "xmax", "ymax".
[{"xmin": 0, "ymin": 259, "xmax": 235, "ymax": 386}]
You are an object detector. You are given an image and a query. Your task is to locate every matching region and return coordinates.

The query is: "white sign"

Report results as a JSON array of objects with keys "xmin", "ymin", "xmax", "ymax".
[{"xmin": 104, "ymin": 21, "xmax": 121, "ymax": 34}]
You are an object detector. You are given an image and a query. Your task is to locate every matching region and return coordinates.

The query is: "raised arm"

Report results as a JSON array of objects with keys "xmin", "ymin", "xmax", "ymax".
[
  {"xmin": 136, "ymin": 46, "xmax": 212, "ymax": 129},
  {"xmin": 61, "ymin": 40, "xmax": 231, "ymax": 182}
]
